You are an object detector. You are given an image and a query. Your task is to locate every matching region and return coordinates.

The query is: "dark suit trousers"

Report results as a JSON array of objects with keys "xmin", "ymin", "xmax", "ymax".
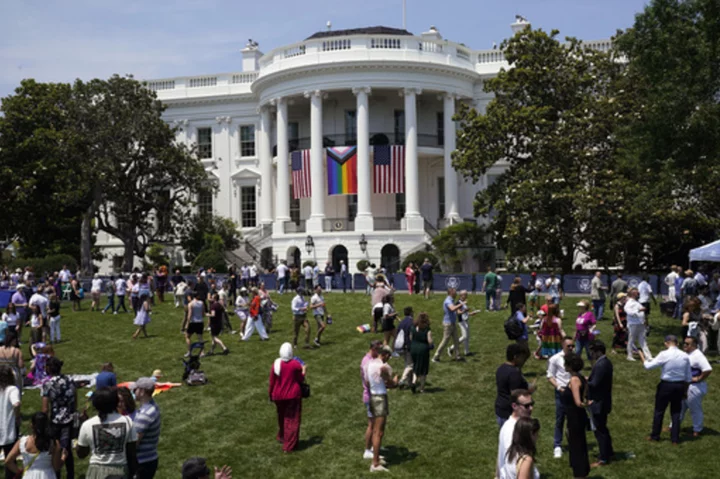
[
  {"xmin": 651, "ymin": 381, "xmax": 685, "ymax": 443},
  {"xmin": 592, "ymin": 411, "xmax": 614, "ymax": 462}
]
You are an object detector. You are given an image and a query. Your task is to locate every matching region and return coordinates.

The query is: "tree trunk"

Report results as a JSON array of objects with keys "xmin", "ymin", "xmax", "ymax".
[
  {"xmin": 80, "ymin": 207, "xmax": 94, "ymax": 276},
  {"xmin": 122, "ymin": 238, "xmax": 135, "ymax": 272}
]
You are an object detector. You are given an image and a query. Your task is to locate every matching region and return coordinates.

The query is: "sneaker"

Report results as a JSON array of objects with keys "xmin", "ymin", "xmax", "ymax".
[
  {"xmin": 314, "ymin": 339, "xmax": 321, "ymax": 347},
  {"xmin": 183, "ymin": 352, "xmax": 190, "ymax": 358},
  {"xmin": 231, "ymin": 330, "xmax": 238, "ymax": 335},
  {"xmin": 431, "ymin": 357, "xmax": 440, "ymax": 363},
  {"xmin": 101, "ymin": 311, "xmax": 105, "ymax": 315},
  {"xmin": 553, "ymin": 446, "xmax": 562, "ymax": 459},
  {"xmin": 626, "ymin": 357, "xmax": 636, "ymax": 362},
  {"xmin": 391, "ymin": 352, "xmax": 400, "ymax": 358},
  {"xmin": 370, "ymin": 465, "xmax": 389, "ymax": 473},
  {"xmin": 447, "ymin": 346, "xmax": 453, "ymax": 358},
  {"xmin": 363, "ymin": 450, "xmax": 374, "ymax": 460},
  {"xmin": 113, "ymin": 311, "xmax": 118, "ymax": 315},
  {"xmin": 222, "ymin": 349, "xmax": 230, "ymax": 355}
]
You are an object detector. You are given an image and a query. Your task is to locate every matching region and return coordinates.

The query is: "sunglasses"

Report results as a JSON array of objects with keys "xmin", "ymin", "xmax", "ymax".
[{"xmin": 516, "ymin": 401, "xmax": 535, "ymax": 409}]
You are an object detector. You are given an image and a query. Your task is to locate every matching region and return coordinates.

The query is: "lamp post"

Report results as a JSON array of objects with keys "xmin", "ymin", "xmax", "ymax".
[
  {"xmin": 359, "ymin": 234, "xmax": 368, "ymax": 254},
  {"xmin": 305, "ymin": 235, "xmax": 315, "ymax": 255}
]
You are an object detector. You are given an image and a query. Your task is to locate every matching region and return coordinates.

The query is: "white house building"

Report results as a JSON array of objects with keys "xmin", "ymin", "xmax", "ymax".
[{"xmin": 95, "ymin": 18, "xmax": 612, "ymax": 274}]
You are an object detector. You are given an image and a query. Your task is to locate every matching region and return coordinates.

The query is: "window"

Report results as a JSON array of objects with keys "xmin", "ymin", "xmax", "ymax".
[
  {"xmin": 241, "ymin": 186, "xmax": 257, "ymax": 228},
  {"xmin": 437, "ymin": 112, "xmax": 444, "ymax": 147},
  {"xmin": 197, "ymin": 128, "xmax": 212, "ymax": 159},
  {"xmin": 347, "ymin": 194, "xmax": 357, "ymax": 221},
  {"xmin": 198, "ymin": 188, "xmax": 213, "ymax": 216},
  {"xmin": 438, "ymin": 176, "xmax": 445, "ymax": 219},
  {"xmin": 394, "ymin": 110, "xmax": 405, "ymax": 144},
  {"xmin": 290, "ymin": 185, "xmax": 300, "ymax": 224},
  {"xmin": 395, "ymin": 193, "xmax": 405, "ymax": 221},
  {"xmin": 240, "ymin": 125, "xmax": 256, "ymax": 157},
  {"xmin": 345, "ymin": 110, "xmax": 357, "ymax": 145}
]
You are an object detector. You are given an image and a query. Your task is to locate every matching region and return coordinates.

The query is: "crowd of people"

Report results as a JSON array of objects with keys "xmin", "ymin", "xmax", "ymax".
[{"xmin": 0, "ymin": 260, "xmax": 719, "ymax": 477}]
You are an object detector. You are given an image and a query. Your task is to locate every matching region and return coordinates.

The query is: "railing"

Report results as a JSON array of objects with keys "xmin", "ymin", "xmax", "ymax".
[
  {"xmin": 456, "ymin": 46, "xmax": 471, "ymax": 62},
  {"xmin": 322, "ymin": 39, "xmax": 351, "ymax": 51},
  {"xmin": 273, "ymin": 132, "xmax": 443, "ymax": 154},
  {"xmin": 375, "ymin": 217, "xmax": 402, "ymax": 231},
  {"xmin": 146, "ymin": 80, "xmax": 175, "ymax": 91},
  {"xmin": 477, "ymin": 50, "xmax": 506, "ymax": 64},
  {"xmin": 231, "ymin": 73, "xmax": 258, "ymax": 84},
  {"xmin": 420, "ymin": 41, "xmax": 443, "ymax": 53},
  {"xmin": 584, "ymin": 39, "xmax": 613, "ymax": 53},
  {"xmin": 283, "ymin": 45, "xmax": 306, "ymax": 58},
  {"xmin": 424, "ymin": 218, "xmax": 439, "ymax": 238},
  {"xmin": 188, "ymin": 76, "xmax": 218, "ymax": 88},
  {"xmin": 370, "ymin": 37, "xmax": 402, "ymax": 49}
]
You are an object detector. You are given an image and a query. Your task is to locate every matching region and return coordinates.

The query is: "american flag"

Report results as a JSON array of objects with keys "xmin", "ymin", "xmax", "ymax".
[
  {"xmin": 373, "ymin": 145, "xmax": 405, "ymax": 194},
  {"xmin": 291, "ymin": 150, "xmax": 312, "ymax": 199}
]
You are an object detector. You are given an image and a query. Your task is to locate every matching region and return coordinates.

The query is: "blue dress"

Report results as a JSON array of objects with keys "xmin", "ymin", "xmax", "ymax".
[{"xmin": 133, "ymin": 307, "xmax": 150, "ymax": 326}]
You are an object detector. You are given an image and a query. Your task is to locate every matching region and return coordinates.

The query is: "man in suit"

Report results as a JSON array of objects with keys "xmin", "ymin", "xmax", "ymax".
[{"xmin": 588, "ymin": 340, "xmax": 614, "ymax": 467}]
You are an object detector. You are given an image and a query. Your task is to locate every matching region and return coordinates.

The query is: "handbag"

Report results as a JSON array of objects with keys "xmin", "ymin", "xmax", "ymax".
[{"xmin": 300, "ymin": 382, "xmax": 311, "ymax": 398}]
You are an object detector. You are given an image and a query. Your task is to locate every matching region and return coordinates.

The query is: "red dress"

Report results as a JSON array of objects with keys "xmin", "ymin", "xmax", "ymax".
[
  {"xmin": 268, "ymin": 359, "xmax": 305, "ymax": 452},
  {"xmin": 405, "ymin": 267, "xmax": 415, "ymax": 294}
]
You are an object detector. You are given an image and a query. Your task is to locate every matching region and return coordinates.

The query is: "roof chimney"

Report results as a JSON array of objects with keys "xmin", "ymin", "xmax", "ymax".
[
  {"xmin": 421, "ymin": 25, "xmax": 442, "ymax": 40},
  {"xmin": 241, "ymin": 39, "xmax": 263, "ymax": 72},
  {"xmin": 511, "ymin": 15, "xmax": 530, "ymax": 35}
]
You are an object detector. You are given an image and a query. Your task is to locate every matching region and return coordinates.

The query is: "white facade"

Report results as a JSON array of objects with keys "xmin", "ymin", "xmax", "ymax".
[{"xmin": 96, "ymin": 20, "xmax": 612, "ymax": 273}]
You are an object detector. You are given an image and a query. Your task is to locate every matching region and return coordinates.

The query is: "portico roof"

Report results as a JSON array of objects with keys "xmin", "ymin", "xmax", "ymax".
[{"xmin": 305, "ymin": 26, "xmax": 412, "ymax": 40}]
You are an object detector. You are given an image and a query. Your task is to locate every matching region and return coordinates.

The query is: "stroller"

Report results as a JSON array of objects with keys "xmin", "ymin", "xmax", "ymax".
[{"xmin": 182, "ymin": 341, "xmax": 208, "ymax": 386}]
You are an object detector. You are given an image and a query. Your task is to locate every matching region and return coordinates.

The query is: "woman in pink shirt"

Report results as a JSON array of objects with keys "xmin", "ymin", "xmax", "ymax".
[
  {"xmin": 268, "ymin": 342, "xmax": 306, "ymax": 452},
  {"xmin": 575, "ymin": 300, "xmax": 597, "ymax": 361},
  {"xmin": 405, "ymin": 263, "xmax": 416, "ymax": 295}
]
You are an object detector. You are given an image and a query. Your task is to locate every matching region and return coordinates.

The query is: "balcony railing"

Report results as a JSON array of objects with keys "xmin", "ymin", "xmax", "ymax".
[{"xmin": 273, "ymin": 132, "xmax": 443, "ymax": 154}]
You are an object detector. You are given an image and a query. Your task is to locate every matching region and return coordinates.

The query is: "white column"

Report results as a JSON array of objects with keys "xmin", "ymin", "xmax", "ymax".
[
  {"xmin": 305, "ymin": 90, "xmax": 325, "ymax": 233},
  {"xmin": 353, "ymin": 87, "xmax": 373, "ymax": 232},
  {"xmin": 403, "ymin": 88, "xmax": 423, "ymax": 231},
  {"xmin": 259, "ymin": 106, "xmax": 273, "ymax": 225},
  {"xmin": 274, "ymin": 98, "xmax": 290, "ymax": 233},
  {"xmin": 443, "ymin": 93, "xmax": 461, "ymax": 222}
]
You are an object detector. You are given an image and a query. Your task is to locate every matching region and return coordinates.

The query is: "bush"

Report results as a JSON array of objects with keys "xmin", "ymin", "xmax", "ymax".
[
  {"xmin": 401, "ymin": 252, "xmax": 441, "ymax": 273},
  {"xmin": 302, "ymin": 260, "xmax": 316, "ymax": 268},
  {"xmin": 192, "ymin": 249, "xmax": 228, "ymax": 273},
  {"xmin": 356, "ymin": 259, "xmax": 369, "ymax": 273},
  {"xmin": 10, "ymin": 254, "xmax": 79, "ymax": 277}
]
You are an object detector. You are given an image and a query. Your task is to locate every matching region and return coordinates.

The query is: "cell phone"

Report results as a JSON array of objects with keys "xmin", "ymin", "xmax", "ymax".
[{"xmin": 294, "ymin": 356, "xmax": 305, "ymax": 366}]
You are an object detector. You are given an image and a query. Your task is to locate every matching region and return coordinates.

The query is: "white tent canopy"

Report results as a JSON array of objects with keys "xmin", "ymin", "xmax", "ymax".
[{"xmin": 689, "ymin": 239, "xmax": 720, "ymax": 262}]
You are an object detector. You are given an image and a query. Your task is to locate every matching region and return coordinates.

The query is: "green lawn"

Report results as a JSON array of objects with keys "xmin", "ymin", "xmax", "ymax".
[{"xmin": 16, "ymin": 292, "xmax": 719, "ymax": 478}]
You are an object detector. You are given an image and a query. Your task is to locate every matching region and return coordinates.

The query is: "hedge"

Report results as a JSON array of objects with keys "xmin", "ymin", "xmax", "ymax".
[
  {"xmin": 401, "ymin": 252, "xmax": 441, "ymax": 272},
  {"xmin": 192, "ymin": 249, "xmax": 228, "ymax": 273},
  {"xmin": 9, "ymin": 254, "xmax": 78, "ymax": 276}
]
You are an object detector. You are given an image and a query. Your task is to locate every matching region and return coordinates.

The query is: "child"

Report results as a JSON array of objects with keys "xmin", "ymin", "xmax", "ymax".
[
  {"xmin": 310, "ymin": 285, "xmax": 327, "ymax": 347},
  {"xmin": 47, "ymin": 293, "xmax": 61, "ymax": 344},
  {"xmin": 132, "ymin": 294, "xmax": 151, "ymax": 339},
  {"xmin": 28, "ymin": 305, "xmax": 44, "ymax": 347}
]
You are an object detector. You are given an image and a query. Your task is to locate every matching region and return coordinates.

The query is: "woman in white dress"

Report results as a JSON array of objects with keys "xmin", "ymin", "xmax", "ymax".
[
  {"xmin": 501, "ymin": 417, "xmax": 540, "ymax": 479},
  {"xmin": 4, "ymin": 412, "xmax": 63, "ymax": 478}
]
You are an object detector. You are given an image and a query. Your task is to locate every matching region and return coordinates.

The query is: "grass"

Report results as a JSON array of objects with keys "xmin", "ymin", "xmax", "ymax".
[{"xmin": 16, "ymin": 292, "xmax": 720, "ymax": 478}]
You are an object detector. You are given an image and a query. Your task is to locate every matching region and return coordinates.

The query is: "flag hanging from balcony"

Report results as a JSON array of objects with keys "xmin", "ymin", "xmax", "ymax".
[
  {"xmin": 291, "ymin": 150, "xmax": 312, "ymax": 199},
  {"xmin": 326, "ymin": 146, "xmax": 358, "ymax": 195},
  {"xmin": 373, "ymin": 145, "xmax": 405, "ymax": 194}
]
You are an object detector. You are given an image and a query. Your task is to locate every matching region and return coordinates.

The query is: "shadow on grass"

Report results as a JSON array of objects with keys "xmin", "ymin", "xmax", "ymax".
[
  {"xmin": 421, "ymin": 387, "xmax": 446, "ymax": 394},
  {"xmin": 296, "ymin": 435, "xmax": 323, "ymax": 451},
  {"xmin": 382, "ymin": 445, "xmax": 419, "ymax": 466}
]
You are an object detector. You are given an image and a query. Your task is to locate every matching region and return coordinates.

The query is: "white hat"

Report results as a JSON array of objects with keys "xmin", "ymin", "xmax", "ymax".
[{"xmin": 537, "ymin": 310, "xmax": 546, "ymax": 316}]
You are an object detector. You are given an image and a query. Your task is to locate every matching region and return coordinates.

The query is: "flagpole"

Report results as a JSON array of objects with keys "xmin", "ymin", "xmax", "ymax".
[{"xmin": 402, "ymin": 0, "xmax": 406, "ymax": 30}]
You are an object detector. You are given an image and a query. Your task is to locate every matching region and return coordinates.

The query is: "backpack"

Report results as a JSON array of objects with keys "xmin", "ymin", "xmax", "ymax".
[
  {"xmin": 504, "ymin": 314, "xmax": 524, "ymax": 340},
  {"xmin": 394, "ymin": 328, "xmax": 406, "ymax": 351}
]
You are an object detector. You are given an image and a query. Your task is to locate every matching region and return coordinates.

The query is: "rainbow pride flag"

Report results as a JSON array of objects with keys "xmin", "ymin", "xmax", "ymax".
[{"xmin": 326, "ymin": 146, "xmax": 358, "ymax": 195}]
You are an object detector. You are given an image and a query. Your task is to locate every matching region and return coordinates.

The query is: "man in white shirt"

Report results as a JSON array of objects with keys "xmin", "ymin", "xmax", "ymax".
[
  {"xmin": 29, "ymin": 289, "xmax": 49, "ymax": 319},
  {"xmin": 694, "ymin": 270, "xmax": 707, "ymax": 288},
  {"xmin": 312, "ymin": 264, "xmax": 321, "ymax": 289},
  {"xmin": 302, "ymin": 264, "xmax": 313, "ymax": 291},
  {"xmin": 291, "ymin": 288, "xmax": 310, "ymax": 348},
  {"xmin": 545, "ymin": 273, "xmax": 562, "ymax": 305},
  {"xmin": 637, "ymin": 275, "xmax": 656, "ymax": 318},
  {"xmin": 340, "ymin": 260, "xmax": 348, "ymax": 293},
  {"xmin": 496, "ymin": 389, "xmax": 534, "ymax": 478},
  {"xmin": 114, "ymin": 274, "xmax": 128, "ymax": 314},
  {"xmin": 59, "ymin": 266, "xmax": 72, "ymax": 284},
  {"xmin": 546, "ymin": 337, "xmax": 574, "ymax": 459},
  {"xmin": 624, "ymin": 288, "xmax": 653, "ymax": 361},
  {"xmin": 677, "ymin": 336, "xmax": 712, "ymax": 436},
  {"xmin": 364, "ymin": 346, "xmax": 398, "ymax": 473},
  {"xmin": 249, "ymin": 264, "xmax": 258, "ymax": 287},
  {"xmin": 590, "ymin": 271, "xmax": 607, "ymax": 320},
  {"xmin": 310, "ymin": 285, "xmax": 327, "ymax": 347},
  {"xmin": 665, "ymin": 266, "xmax": 679, "ymax": 303},
  {"xmin": 276, "ymin": 261, "xmax": 289, "ymax": 295},
  {"xmin": 639, "ymin": 335, "xmax": 691, "ymax": 444}
]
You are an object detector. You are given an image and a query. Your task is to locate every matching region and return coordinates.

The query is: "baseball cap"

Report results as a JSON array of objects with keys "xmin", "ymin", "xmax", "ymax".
[
  {"xmin": 152, "ymin": 369, "xmax": 163, "ymax": 378},
  {"xmin": 380, "ymin": 345, "xmax": 393, "ymax": 355},
  {"xmin": 182, "ymin": 457, "xmax": 210, "ymax": 479},
  {"xmin": 135, "ymin": 377, "xmax": 156, "ymax": 392}
]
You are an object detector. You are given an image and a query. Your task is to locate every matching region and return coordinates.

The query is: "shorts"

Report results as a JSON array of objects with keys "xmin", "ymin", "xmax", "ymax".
[
  {"xmin": 364, "ymin": 401, "xmax": 373, "ymax": 418},
  {"xmin": 369, "ymin": 394, "xmax": 389, "ymax": 417},
  {"xmin": 314, "ymin": 315, "xmax": 325, "ymax": 327},
  {"xmin": 641, "ymin": 302, "xmax": 651, "ymax": 316},
  {"xmin": 187, "ymin": 322, "xmax": 204, "ymax": 335},
  {"xmin": 210, "ymin": 323, "xmax": 222, "ymax": 337},
  {"xmin": 373, "ymin": 308, "xmax": 383, "ymax": 323},
  {"xmin": 423, "ymin": 280, "xmax": 432, "ymax": 290},
  {"xmin": 50, "ymin": 422, "xmax": 73, "ymax": 447},
  {"xmin": 382, "ymin": 318, "xmax": 395, "ymax": 332}
]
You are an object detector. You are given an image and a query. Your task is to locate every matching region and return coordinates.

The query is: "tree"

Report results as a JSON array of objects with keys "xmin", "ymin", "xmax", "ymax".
[
  {"xmin": 0, "ymin": 80, "xmax": 88, "ymax": 260},
  {"xmin": 73, "ymin": 75, "xmax": 210, "ymax": 272},
  {"xmin": 454, "ymin": 28, "xmax": 628, "ymax": 272},
  {"xmin": 179, "ymin": 214, "xmax": 241, "ymax": 263},
  {"xmin": 613, "ymin": 0, "xmax": 720, "ymax": 267},
  {"xmin": 431, "ymin": 222, "xmax": 492, "ymax": 272}
]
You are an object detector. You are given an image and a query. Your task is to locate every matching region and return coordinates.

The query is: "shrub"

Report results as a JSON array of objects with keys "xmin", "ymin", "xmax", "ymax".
[
  {"xmin": 192, "ymin": 249, "xmax": 228, "ymax": 273},
  {"xmin": 356, "ymin": 259, "xmax": 369, "ymax": 273},
  {"xmin": 401, "ymin": 252, "xmax": 441, "ymax": 273},
  {"xmin": 302, "ymin": 260, "xmax": 316, "ymax": 268},
  {"xmin": 10, "ymin": 254, "xmax": 79, "ymax": 277}
]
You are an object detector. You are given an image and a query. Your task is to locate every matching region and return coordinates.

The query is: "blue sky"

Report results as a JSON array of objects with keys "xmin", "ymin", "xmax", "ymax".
[{"xmin": 0, "ymin": 0, "xmax": 650, "ymax": 99}]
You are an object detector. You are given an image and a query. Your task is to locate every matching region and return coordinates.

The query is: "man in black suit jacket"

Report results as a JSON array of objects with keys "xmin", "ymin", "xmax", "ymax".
[{"xmin": 588, "ymin": 340, "xmax": 614, "ymax": 467}]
